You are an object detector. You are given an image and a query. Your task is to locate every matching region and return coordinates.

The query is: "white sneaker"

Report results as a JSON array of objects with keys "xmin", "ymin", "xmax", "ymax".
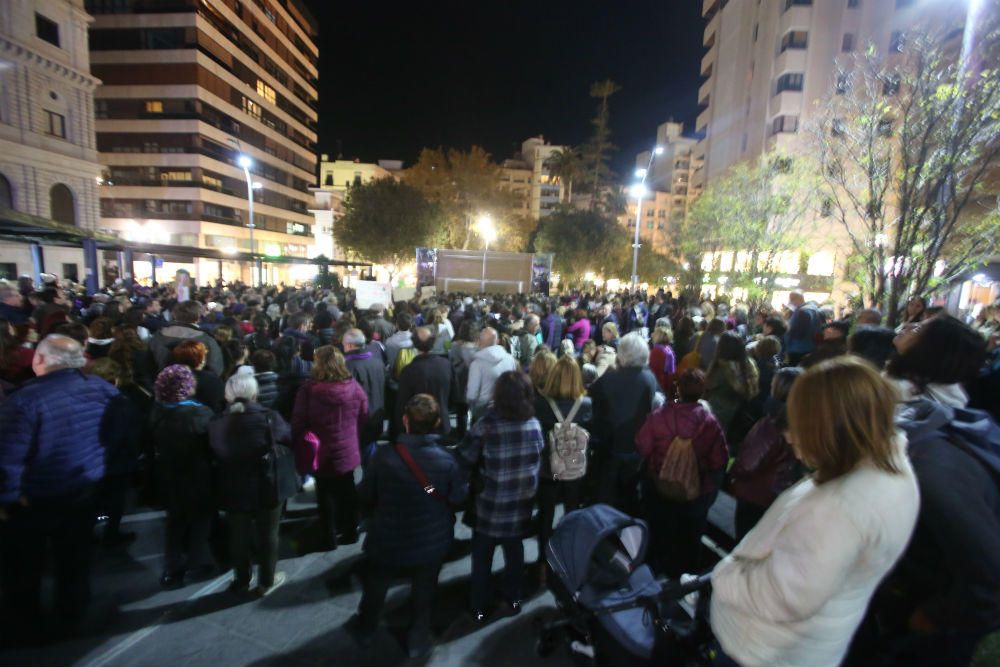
[
  {"xmin": 302, "ymin": 476, "xmax": 316, "ymax": 493},
  {"xmin": 253, "ymin": 571, "xmax": 287, "ymax": 598}
]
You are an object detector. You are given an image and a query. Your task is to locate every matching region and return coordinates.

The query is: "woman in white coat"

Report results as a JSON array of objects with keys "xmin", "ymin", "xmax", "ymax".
[{"xmin": 710, "ymin": 356, "xmax": 920, "ymax": 667}]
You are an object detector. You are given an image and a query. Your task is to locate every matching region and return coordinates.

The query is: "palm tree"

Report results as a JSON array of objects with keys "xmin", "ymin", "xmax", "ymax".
[{"xmin": 544, "ymin": 147, "xmax": 582, "ymax": 204}]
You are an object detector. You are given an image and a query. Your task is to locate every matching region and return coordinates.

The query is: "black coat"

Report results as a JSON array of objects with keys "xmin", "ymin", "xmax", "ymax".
[
  {"xmin": 208, "ymin": 401, "xmax": 292, "ymax": 512},
  {"xmin": 149, "ymin": 401, "xmax": 215, "ymax": 517},
  {"xmin": 358, "ymin": 434, "xmax": 466, "ymax": 567},
  {"xmin": 255, "ymin": 371, "xmax": 280, "ymax": 409},
  {"xmin": 194, "ymin": 368, "xmax": 226, "ymax": 413},
  {"xmin": 347, "ymin": 350, "xmax": 386, "ymax": 444},
  {"xmin": 393, "ymin": 353, "xmax": 454, "ymax": 439},
  {"xmin": 589, "ymin": 366, "xmax": 659, "ymax": 456}
]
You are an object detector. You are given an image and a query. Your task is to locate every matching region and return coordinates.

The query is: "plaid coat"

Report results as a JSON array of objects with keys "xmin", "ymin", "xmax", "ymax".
[{"xmin": 459, "ymin": 411, "xmax": 544, "ymax": 538}]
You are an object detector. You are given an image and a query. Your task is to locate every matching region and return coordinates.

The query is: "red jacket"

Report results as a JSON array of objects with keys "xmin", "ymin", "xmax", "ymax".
[
  {"xmin": 635, "ymin": 401, "xmax": 728, "ymax": 496},
  {"xmin": 291, "ymin": 379, "xmax": 368, "ymax": 476}
]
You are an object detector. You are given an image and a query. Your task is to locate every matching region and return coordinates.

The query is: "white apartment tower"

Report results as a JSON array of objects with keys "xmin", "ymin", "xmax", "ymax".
[
  {"xmin": 0, "ymin": 0, "xmax": 104, "ymax": 281},
  {"xmin": 693, "ymin": 0, "xmax": 968, "ymax": 189}
]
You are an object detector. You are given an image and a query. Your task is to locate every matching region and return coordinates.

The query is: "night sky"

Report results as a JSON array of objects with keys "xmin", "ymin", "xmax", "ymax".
[{"xmin": 303, "ymin": 0, "xmax": 705, "ymax": 177}]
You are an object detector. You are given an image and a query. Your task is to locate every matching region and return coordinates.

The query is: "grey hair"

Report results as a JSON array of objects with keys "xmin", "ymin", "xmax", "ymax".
[
  {"xmin": 525, "ymin": 314, "xmax": 540, "ymax": 326},
  {"xmin": 343, "ymin": 328, "xmax": 366, "ymax": 348},
  {"xmin": 616, "ymin": 332, "xmax": 650, "ymax": 368},
  {"xmin": 481, "ymin": 326, "xmax": 498, "ymax": 347},
  {"xmin": 37, "ymin": 334, "xmax": 86, "ymax": 371},
  {"xmin": 224, "ymin": 373, "xmax": 258, "ymax": 413}
]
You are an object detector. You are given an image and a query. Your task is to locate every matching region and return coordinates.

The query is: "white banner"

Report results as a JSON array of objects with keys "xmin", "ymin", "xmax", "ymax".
[{"xmin": 355, "ymin": 281, "xmax": 393, "ymax": 309}]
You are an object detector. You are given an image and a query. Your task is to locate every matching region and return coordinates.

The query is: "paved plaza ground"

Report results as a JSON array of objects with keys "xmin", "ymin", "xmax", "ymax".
[{"xmin": 0, "ymin": 482, "xmax": 737, "ymax": 667}]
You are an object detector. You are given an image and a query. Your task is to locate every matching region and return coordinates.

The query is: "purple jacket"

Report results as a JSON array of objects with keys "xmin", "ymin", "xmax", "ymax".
[
  {"xmin": 291, "ymin": 379, "xmax": 368, "ymax": 476},
  {"xmin": 566, "ymin": 318, "xmax": 591, "ymax": 351}
]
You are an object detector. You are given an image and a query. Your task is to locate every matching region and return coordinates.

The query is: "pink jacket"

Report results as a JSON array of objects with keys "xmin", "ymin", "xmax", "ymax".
[
  {"xmin": 566, "ymin": 318, "xmax": 591, "ymax": 350},
  {"xmin": 292, "ymin": 379, "xmax": 368, "ymax": 476},
  {"xmin": 635, "ymin": 401, "xmax": 728, "ymax": 496}
]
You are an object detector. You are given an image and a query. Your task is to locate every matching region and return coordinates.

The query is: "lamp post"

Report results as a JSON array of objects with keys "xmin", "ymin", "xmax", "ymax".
[
  {"xmin": 237, "ymin": 154, "xmax": 263, "ymax": 287},
  {"xmin": 477, "ymin": 214, "xmax": 496, "ymax": 293},
  {"xmin": 631, "ymin": 146, "xmax": 664, "ymax": 291}
]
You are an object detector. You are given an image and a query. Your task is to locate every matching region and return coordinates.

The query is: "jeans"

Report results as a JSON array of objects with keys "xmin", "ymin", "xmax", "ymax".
[
  {"xmin": 471, "ymin": 532, "xmax": 524, "ymax": 610},
  {"xmin": 0, "ymin": 485, "xmax": 97, "ymax": 630},
  {"xmin": 164, "ymin": 508, "xmax": 214, "ymax": 575},
  {"xmin": 315, "ymin": 473, "xmax": 358, "ymax": 549},
  {"xmin": 358, "ymin": 559, "xmax": 442, "ymax": 638},
  {"xmin": 536, "ymin": 478, "xmax": 583, "ymax": 563},
  {"xmin": 228, "ymin": 505, "xmax": 282, "ymax": 587}
]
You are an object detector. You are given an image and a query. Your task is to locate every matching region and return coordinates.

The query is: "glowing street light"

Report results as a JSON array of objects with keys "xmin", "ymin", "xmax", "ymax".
[
  {"xmin": 477, "ymin": 214, "xmax": 496, "ymax": 293},
  {"xmin": 629, "ymin": 146, "xmax": 663, "ymax": 291},
  {"xmin": 236, "ymin": 153, "xmax": 259, "ymax": 286}
]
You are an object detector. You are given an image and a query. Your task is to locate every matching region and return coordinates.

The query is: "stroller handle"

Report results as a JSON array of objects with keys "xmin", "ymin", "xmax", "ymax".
[{"xmin": 595, "ymin": 571, "xmax": 713, "ymax": 616}]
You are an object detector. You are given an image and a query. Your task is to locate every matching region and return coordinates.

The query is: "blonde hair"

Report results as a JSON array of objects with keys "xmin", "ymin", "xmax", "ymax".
[
  {"xmin": 602, "ymin": 322, "xmax": 620, "ymax": 340},
  {"xmin": 787, "ymin": 356, "xmax": 900, "ymax": 484},
  {"xmin": 311, "ymin": 345, "xmax": 351, "ymax": 382},
  {"xmin": 651, "ymin": 326, "xmax": 673, "ymax": 345},
  {"xmin": 529, "ymin": 349, "xmax": 557, "ymax": 391},
  {"xmin": 543, "ymin": 355, "xmax": 585, "ymax": 400}
]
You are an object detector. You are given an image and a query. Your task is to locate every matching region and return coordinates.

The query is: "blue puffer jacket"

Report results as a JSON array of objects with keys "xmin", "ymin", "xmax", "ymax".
[
  {"xmin": 0, "ymin": 369, "xmax": 119, "ymax": 502},
  {"xmin": 359, "ymin": 434, "xmax": 467, "ymax": 568}
]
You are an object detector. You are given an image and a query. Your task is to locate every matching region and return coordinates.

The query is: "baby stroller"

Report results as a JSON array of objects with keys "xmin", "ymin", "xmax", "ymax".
[{"xmin": 539, "ymin": 504, "xmax": 713, "ymax": 666}]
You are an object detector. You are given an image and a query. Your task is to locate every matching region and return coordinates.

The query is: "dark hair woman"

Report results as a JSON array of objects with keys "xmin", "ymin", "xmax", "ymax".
[
  {"xmin": 636, "ymin": 368, "xmax": 728, "ymax": 576},
  {"xmin": 291, "ymin": 346, "xmax": 369, "ymax": 549},
  {"xmin": 458, "ymin": 371, "xmax": 544, "ymax": 623},
  {"xmin": 728, "ymin": 366, "xmax": 805, "ymax": 540},
  {"xmin": 705, "ymin": 331, "xmax": 760, "ymax": 445},
  {"xmin": 887, "ymin": 315, "xmax": 986, "ymax": 408}
]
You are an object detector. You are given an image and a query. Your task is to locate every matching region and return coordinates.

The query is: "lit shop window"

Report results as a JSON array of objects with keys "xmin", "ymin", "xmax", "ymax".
[{"xmin": 256, "ymin": 80, "xmax": 276, "ymax": 104}]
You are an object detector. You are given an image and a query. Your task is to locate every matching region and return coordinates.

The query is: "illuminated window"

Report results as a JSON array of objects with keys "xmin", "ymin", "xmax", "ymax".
[
  {"xmin": 256, "ymin": 80, "xmax": 276, "ymax": 104},
  {"xmin": 735, "ymin": 251, "xmax": 753, "ymax": 272},
  {"xmin": 719, "ymin": 251, "xmax": 734, "ymax": 272},
  {"xmin": 807, "ymin": 251, "xmax": 835, "ymax": 276},
  {"xmin": 242, "ymin": 96, "xmax": 262, "ymax": 120},
  {"xmin": 160, "ymin": 170, "xmax": 191, "ymax": 182},
  {"xmin": 145, "ymin": 100, "xmax": 163, "ymax": 113},
  {"xmin": 701, "ymin": 252, "xmax": 715, "ymax": 271}
]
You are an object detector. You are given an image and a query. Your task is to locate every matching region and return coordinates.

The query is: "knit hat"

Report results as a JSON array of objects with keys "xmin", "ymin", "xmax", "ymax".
[{"xmin": 154, "ymin": 364, "xmax": 196, "ymax": 403}]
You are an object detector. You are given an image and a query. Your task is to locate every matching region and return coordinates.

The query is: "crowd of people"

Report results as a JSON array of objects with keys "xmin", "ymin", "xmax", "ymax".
[{"xmin": 0, "ymin": 275, "xmax": 998, "ymax": 665}]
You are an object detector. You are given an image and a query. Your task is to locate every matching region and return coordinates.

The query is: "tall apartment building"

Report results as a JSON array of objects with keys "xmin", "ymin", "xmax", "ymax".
[
  {"xmin": 85, "ymin": 0, "xmax": 319, "ymax": 284},
  {"xmin": 0, "ymin": 0, "xmax": 104, "ymax": 281},
  {"xmin": 692, "ymin": 0, "xmax": 967, "ymax": 303},
  {"xmin": 625, "ymin": 121, "xmax": 701, "ymax": 257},
  {"xmin": 499, "ymin": 136, "xmax": 565, "ymax": 221},
  {"xmin": 694, "ymin": 0, "xmax": 966, "ymax": 189}
]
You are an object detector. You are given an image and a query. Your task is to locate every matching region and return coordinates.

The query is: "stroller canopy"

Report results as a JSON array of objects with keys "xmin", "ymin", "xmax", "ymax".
[{"xmin": 547, "ymin": 503, "xmax": 649, "ymax": 595}]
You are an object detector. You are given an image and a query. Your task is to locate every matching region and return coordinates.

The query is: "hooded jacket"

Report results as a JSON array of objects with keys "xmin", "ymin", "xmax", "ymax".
[
  {"xmin": 466, "ymin": 344, "xmax": 517, "ymax": 407},
  {"xmin": 635, "ymin": 401, "xmax": 728, "ymax": 496},
  {"xmin": 149, "ymin": 323, "xmax": 224, "ymax": 376},
  {"xmin": 893, "ymin": 399, "xmax": 1000, "ymax": 636},
  {"xmin": 291, "ymin": 379, "xmax": 369, "ymax": 477}
]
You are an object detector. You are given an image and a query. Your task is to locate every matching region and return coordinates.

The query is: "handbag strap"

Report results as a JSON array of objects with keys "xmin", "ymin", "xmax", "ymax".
[{"xmin": 394, "ymin": 442, "xmax": 448, "ymax": 504}]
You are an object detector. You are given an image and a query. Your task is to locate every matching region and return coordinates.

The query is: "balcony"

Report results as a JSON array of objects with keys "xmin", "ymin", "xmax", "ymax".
[
  {"xmin": 774, "ymin": 48, "xmax": 808, "ymax": 75},
  {"xmin": 779, "ymin": 5, "xmax": 811, "ymax": 36},
  {"xmin": 698, "ymin": 78, "xmax": 713, "ymax": 107},
  {"xmin": 770, "ymin": 90, "xmax": 804, "ymax": 117},
  {"xmin": 704, "ymin": 11, "xmax": 720, "ymax": 47},
  {"xmin": 700, "ymin": 47, "xmax": 716, "ymax": 77},
  {"xmin": 702, "ymin": 0, "xmax": 720, "ymax": 17},
  {"xmin": 696, "ymin": 107, "xmax": 712, "ymax": 134}
]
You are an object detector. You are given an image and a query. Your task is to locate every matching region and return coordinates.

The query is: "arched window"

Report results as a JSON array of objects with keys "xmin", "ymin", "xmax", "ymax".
[
  {"xmin": 0, "ymin": 174, "xmax": 12, "ymax": 209},
  {"xmin": 50, "ymin": 183, "xmax": 75, "ymax": 225}
]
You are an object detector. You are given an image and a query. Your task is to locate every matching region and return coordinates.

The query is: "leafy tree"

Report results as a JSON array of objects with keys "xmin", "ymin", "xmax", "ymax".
[
  {"xmin": 579, "ymin": 79, "xmax": 621, "ymax": 211},
  {"xmin": 334, "ymin": 179, "xmax": 444, "ymax": 283},
  {"xmin": 544, "ymin": 147, "xmax": 583, "ymax": 203},
  {"xmin": 404, "ymin": 146, "xmax": 524, "ymax": 250},
  {"xmin": 809, "ymin": 20, "xmax": 1000, "ymax": 325},
  {"xmin": 680, "ymin": 153, "xmax": 817, "ymax": 309},
  {"xmin": 534, "ymin": 207, "xmax": 628, "ymax": 284}
]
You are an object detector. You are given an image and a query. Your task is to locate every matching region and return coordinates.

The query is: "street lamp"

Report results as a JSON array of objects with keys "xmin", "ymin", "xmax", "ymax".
[
  {"xmin": 477, "ymin": 213, "xmax": 496, "ymax": 293},
  {"xmin": 630, "ymin": 145, "xmax": 664, "ymax": 291},
  {"xmin": 237, "ymin": 154, "xmax": 259, "ymax": 287}
]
